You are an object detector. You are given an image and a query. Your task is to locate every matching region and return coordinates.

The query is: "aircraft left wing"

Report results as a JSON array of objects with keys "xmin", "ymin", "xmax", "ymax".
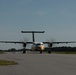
[
  {"xmin": 43, "ymin": 41, "xmax": 76, "ymax": 44},
  {"xmin": 43, "ymin": 41, "xmax": 76, "ymax": 47}
]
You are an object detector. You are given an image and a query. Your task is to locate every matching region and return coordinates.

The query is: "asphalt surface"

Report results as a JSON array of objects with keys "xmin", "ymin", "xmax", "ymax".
[{"xmin": 0, "ymin": 52, "xmax": 76, "ymax": 75}]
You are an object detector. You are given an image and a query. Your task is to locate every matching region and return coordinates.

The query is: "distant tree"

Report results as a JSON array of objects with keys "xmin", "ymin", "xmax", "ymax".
[{"xmin": 8, "ymin": 48, "xmax": 17, "ymax": 52}]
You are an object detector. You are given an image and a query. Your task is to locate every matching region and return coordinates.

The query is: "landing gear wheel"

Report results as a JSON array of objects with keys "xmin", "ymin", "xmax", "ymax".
[
  {"xmin": 40, "ymin": 51, "xmax": 42, "ymax": 54},
  {"xmin": 48, "ymin": 51, "xmax": 51, "ymax": 54},
  {"xmin": 23, "ymin": 49, "xmax": 26, "ymax": 54}
]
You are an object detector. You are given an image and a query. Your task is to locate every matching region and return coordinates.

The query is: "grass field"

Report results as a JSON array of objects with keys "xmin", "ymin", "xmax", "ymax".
[
  {"xmin": 0, "ymin": 51, "xmax": 4, "ymax": 54},
  {"xmin": 0, "ymin": 60, "xmax": 18, "ymax": 66}
]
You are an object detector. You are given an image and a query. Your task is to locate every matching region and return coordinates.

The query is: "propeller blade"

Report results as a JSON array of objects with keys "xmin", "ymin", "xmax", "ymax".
[
  {"xmin": 47, "ymin": 37, "xmax": 56, "ymax": 47},
  {"xmin": 20, "ymin": 37, "xmax": 29, "ymax": 48}
]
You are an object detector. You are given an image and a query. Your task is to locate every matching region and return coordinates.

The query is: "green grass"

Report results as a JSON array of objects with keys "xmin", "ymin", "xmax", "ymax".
[
  {"xmin": 0, "ymin": 51, "xmax": 5, "ymax": 54},
  {"xmin": 0, "ymin": 60, "xmax": 18, "ymax": 66}
]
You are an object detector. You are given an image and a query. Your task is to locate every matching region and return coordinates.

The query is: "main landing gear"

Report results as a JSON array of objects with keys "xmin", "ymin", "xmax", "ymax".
[
  {"xmin": 48, "ymin": 50, "xmax": 51, "ymax": 54},
  {"xmin": 40, "ymin": 50, "xmax": 42, "ymax": 54},
  {"xmin": 39, "ymin": 50, "xmax": 51, "ymax": 54},
  {"xmin": 23, "ymin": 48, "xmax": 26, "ymax": 54}
]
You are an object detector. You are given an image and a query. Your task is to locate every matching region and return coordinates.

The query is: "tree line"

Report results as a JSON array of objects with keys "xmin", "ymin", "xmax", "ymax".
[{"xmin": 0, "ymin": 46, "xmax": 76, "ymax": 52}]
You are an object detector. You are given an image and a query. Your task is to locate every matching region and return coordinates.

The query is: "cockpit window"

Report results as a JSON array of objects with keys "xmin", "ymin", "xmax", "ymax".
[
  {"xmin": 36, "ymin": 43, "xmax": 41, "ymax": 45},
  {"xmin": 36, "ymin": 43, "xmax": 43, "ymax": 45},
  {"xmin": 34, "ymin": 42, "xmax": 43, "ymax": 45}
]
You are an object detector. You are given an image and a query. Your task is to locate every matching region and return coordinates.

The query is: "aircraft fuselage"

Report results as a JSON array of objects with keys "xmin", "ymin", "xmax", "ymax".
[{"xmin": 31, "ymin": 42, "xmax": 45, "ymax": 51}]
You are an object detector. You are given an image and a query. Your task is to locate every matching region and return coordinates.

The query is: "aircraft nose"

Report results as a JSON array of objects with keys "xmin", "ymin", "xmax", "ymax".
[
  {"xmin": 38, "ymin": 46, "xmax": 42, "ymax": 50},
  {"xmin": 38, "ymin": 46, "xmax": 45, "ymax": 50}
]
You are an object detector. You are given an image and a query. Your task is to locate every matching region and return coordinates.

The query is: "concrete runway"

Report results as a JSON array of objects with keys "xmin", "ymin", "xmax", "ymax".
[{"xmin": 0, "ymin": 52, "xmax": 76, "ymax": 75}]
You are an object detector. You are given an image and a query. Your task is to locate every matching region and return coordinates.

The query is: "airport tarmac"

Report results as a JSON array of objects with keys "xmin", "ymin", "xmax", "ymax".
[{"xmin": 0, "ymin": 52, "xmax": 76, "ymax": 75}]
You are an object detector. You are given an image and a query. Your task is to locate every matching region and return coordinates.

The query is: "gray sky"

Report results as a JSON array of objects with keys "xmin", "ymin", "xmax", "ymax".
[{"xmin": 0, "ymin": 0, "xmax": 76, "ymax": 50}]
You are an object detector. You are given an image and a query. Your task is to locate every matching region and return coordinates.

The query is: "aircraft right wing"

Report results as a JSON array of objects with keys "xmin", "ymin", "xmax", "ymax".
[{"xmin": 0, "ymin": 41, "xmax": 33, "ymax": 44}]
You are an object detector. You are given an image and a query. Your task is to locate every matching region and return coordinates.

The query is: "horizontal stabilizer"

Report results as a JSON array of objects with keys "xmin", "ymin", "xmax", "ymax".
[{"xmin": 21, "ymin": 31, "xmax": 45, "ymax": 33}]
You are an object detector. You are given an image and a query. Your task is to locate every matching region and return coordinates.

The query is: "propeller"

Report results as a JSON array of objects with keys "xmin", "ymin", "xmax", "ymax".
[
  {"xmin": 23, "ymin": 43, "xmax": 27, "ymax": 48},
  {"xmin": 20, "ymin": 37, "xmax": 29, "ymax": 54},
  {"xmin": 47, "ymin": 37, "xmax": 56, "ymax": 47},
  {"xmin": 20, "ymin": 37, "xmax": 29, "ymax": 49}
]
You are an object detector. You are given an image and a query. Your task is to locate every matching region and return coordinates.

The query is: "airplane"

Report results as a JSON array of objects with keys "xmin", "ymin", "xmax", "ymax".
[{"xmin": 0, "ymin": 31, "xmax": 76, "ymax": 54}]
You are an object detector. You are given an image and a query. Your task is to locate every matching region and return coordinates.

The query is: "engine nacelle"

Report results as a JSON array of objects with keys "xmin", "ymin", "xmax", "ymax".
[
  {"xmin": 23, "ymin": 43, "xmax": 27, "ymax": 47},
  {"xmin": 48, "ymin": 43, "xmax": 53, "ymax": 47}
]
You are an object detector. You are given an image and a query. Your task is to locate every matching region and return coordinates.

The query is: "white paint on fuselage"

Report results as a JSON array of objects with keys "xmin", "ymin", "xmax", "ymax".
[{"xmin": 31, "ymin": 42, "xmax": 45, "ymax": 51}]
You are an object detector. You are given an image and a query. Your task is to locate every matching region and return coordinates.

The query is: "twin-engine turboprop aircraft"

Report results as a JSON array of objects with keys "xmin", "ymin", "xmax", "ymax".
[{"xmin": 0, "ymin": 31, "xmax": 76, "ymax": 54}]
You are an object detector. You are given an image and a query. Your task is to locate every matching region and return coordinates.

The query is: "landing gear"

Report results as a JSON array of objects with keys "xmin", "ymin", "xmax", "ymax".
[
  {"xmin": 35, "ymin": 49, "xmax": 43, "ymax": 54},
  {"xmin": 48, "ymin": 48, "xmax": 51, "ymax": 54},
  {"xmin": 22, "ymin": 43, "xmax": 27, "ymax": 54},
  {"xmin": 48, "ymin": 50, "xmax": 51, "ymax": 54},
  {"xmin": 40, "ymin": 50, "xmax": 42, "ymax": 54},
  {"xmin": 23, "ymin": 50, "xmax": 26, "ymax": 54},
  {"xmin": 23, "ymin": 48, "xmax": 26, "ymax": 54}
]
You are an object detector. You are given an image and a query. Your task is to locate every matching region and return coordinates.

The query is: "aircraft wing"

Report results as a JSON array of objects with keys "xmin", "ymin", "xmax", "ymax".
[
  {"xmin": 0, "ymin": 41, "xmax": 33, "ymax": 44},
  {"xmin": 43, "ymin": 41, "xmax": 76, "ymax": 44}
]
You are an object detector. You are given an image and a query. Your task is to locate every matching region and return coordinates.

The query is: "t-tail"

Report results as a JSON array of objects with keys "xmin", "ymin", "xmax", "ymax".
[{"xmin": 21, "ymin": 31, "xmax": 45, "ymax": 42}]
